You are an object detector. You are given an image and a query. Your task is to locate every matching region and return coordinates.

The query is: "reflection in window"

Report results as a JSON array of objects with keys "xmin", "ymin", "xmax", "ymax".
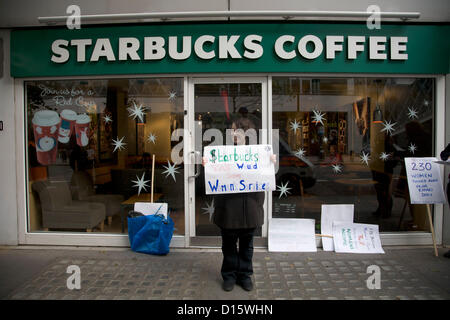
[
  {"xmin": 26, "ymin": 78, "xmax": 185, "ymax": 235},
  {"xmin": 272, "ymin": 77, "xmax": 434, "ymax": 232}
]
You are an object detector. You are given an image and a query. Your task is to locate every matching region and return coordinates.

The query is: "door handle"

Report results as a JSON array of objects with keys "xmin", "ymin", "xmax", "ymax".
[{"xmin": 189, "ymin": 151, "xmax": 201, "ymax": 179}]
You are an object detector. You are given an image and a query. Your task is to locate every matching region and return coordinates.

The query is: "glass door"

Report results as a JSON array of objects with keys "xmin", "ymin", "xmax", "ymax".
[{"xmin": 187, "ymin": 78, "xmax": 268, "ymax": 247}]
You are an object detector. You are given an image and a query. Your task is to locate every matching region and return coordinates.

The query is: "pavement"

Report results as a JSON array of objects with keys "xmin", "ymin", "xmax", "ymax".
[{"xmin": 0, "ymin": 245, "xmax": 449, "ymax": 301}]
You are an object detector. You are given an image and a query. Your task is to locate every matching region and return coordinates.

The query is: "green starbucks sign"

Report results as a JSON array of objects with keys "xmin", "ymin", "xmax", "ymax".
[{"xmin": 10, "ymin": 22, "xmax": 450, "ymax": 77}]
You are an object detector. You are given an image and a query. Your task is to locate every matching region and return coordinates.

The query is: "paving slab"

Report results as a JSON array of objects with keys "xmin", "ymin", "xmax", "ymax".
[{"xmin": 0, "ymin": 246, "xmax": 449, "ymax": 300}]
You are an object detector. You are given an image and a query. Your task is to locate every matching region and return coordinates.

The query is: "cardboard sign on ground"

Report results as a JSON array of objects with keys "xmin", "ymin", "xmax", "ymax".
[
  {"xmin": 321, "ymin": 204, "xmax": 354, "ymax": 251},
  {"xmin": 332, "ymin": 222, "xmax": 384, "ymax": 254},
  {"xmin": 268, "ymin": 218, "xmax": 317, "ymax": 252}
]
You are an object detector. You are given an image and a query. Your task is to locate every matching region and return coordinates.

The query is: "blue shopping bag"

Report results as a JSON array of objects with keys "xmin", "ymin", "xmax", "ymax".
[{"xmin": 127, "ymin": 213, "xmax": 174, "ymax": 255}]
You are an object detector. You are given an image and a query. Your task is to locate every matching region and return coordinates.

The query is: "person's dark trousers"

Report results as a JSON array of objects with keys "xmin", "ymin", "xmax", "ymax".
[{"xmin": 220, "ymin": 228, "xmax": 255, "ymax": 283}]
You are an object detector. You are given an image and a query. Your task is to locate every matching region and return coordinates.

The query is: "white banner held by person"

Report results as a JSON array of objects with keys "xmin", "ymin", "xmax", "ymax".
[
  {"xmin": 332, "ymin": 222, "xmax": 384, "ymax": 254},
  {"xmin": 404, "ymin": 157, "xmax": 447, "ymax": 204},
  {"xmin": 204, "ymin": 144, "xmax": 276, "ymax": 195}
]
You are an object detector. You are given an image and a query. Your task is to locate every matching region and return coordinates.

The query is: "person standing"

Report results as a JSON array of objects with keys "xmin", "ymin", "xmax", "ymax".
[
  {"xmin": 440, "ymin": 143, "xmax": 450, "ymax": 258},
  {"xmin": 203, "ymin": 111, "xmax": 276, "ymax": 292}
]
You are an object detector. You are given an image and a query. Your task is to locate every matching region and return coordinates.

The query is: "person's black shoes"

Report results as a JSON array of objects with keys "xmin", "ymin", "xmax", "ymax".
[
  {"xmin": 222, "ymin": 278, "xmax": 254, "ymax": 292},
  {"xmin": 222, "ymin": 280, "xmax": 235, "ymax": 292},
  {"xmin": 237, "ymin": 278, "xmax": 253, "ymax": 291}
]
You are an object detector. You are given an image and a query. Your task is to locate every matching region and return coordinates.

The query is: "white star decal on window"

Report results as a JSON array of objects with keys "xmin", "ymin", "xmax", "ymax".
[
  {"xmin": 201, "ymin": 199, "xmax": 215, "ymax": 222},
  {"xmin": 103, "ymin": 114, "xmax": 112, "ymax": 124},
  {"xmin": 162, "ymin": 160, "xmax": 180, "ymax": 182},
  {"xmin": 408, "ymin": 143, "xmax": 417, "ymax": 154},
  {"xmin": 276, "ymin": 181, "xmax": 291, "ymax": 199},
  {"xmin": 407, "ymin": 107, "xmax": 418, "ymax": 119},
  {"xmin": 168, "ymin": 91, "xmax": 177, "ymax": 101},
  {"xmin": 380, "ymin": 120, "xmax": 396, "ymax": 136},
  {"xmin": 331, "ymin": 164, "xmax": 342, "ymax": 173},
  {"xmin": 312, "ymin": 109, "xmax": 326, "ymax": 126},
  {"xmin": 111, "ymin": 136, "xmax": 126, "ymax": 152},
  {"xmin": 147, "ymin": 133, "xmax": 157, "ymax": 144},
  {"xmin": 289, "ymin": 119, "xmax": 301, "ymax": 134},
  {"xmin": 295, "ymin": 148, "xmax": 306, "ymax": 158},
  {"xmin": 379, "ymin": 152, "xmax": 391, "ymax": 161},
  {"xmin": 360, "ymin": 152, "xmax": 371, "ymax": 166},
  {"xmin": 131, "ymin": 172, "xmax": 151, "ymax": 196},
  {"xmin": 127, "ymin": 102, "xmax": 147, "ymax": 123}
]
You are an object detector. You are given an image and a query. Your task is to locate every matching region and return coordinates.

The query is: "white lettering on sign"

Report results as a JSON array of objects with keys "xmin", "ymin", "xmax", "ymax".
[
  {"xmin": 298, "ymin": 35, "xmax": 323, "ymax": 59},
  {"xmin": 90, "ymin": 38, "xmax": 116, "ymax": 62},
  {"xmin": 50, "ymin": 35, "xmax": 408, "ymax": 63},
  {"xmin": 144, "ymin": 37, "xmax": 166, "ymax": 60},
  {"xmin": 347, "ymin": 36, "xmax": 366, "ymax": 59},
  {"xmin": 119, "ymin": 37, "xmax": 141, "ymax": 61},
  {"xmin": 390, "ymin": 37, "xmax": 408, "ymax": 60},
  {"xmin": 369, "ymin": 36, "xmax": 387, "ymax": 60},
  {"xmin": 194, "ymin": 35, "xmax": 216, "ymax": 59},
  {"xmin": 169, "ymin": 36, "xmax": 192, "ymax": 60},
  {"xmin": 274, "ymin": 35, "xmax": 296, "ymax": 60},
  {"xmin": 326, "ymin": 36, "xmax": 344, "ymax": 59}
]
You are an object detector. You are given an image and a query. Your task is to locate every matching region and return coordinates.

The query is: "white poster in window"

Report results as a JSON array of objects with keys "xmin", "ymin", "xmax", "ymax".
[
  {"xmin": 268, "ymin": 218, "xmax": 317, "ymax": 252},
  {"xmin": 404, "ymin": 157, "xmax": 447, "ymax": 204},
  {"xmin": 332, "ymin": 222, "xmax": 384, "ymax": 254},
  {"xmin": 321, "ymin": 204, "xmax": 354, "ymax": 251},
  {"xmin": 204, "ymin": 144, "xmax": 276, "ymax": 195}
]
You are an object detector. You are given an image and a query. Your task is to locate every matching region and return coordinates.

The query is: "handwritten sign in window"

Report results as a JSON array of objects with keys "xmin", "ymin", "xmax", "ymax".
[{"xmin": 204, "ymin": 144, "xmax": 276, "ymax": 195}]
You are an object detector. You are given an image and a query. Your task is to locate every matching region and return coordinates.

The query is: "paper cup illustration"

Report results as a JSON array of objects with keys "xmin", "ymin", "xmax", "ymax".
[
  {"xmin": 32, "ymin": 110, "xmax": 61, "ymax": 166},
  {"xmin": 75, "ymin": 114, "xmax": 91, "ymax": 147},
  {"xmin": 58, "ymin": 109, "xmax": 77, "ymax": 143}
]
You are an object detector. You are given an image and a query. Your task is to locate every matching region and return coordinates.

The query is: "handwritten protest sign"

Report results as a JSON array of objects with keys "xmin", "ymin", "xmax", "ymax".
[
  {"xmin": 268, "ymin": 218, "xmax": 317, "ymax": 252},
  {"xmin": 321, "ymin": 204, "xmax": 354, "ymax": 252},
  {"xmin": 332, "ymin": 222, "xmax": 384, "ymax": 254},
  {"xmin": 404, "ymin": 157, "xmax": 446, "ymax": 204},
  {"xmin": 204, "ymin": 144, "xmax": 275, "ymax": 195}
]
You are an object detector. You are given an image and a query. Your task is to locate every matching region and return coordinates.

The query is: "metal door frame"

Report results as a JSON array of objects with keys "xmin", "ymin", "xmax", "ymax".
[{"xmin": 186, "ymin": 76, "xmax": 269, "ymax": 247}]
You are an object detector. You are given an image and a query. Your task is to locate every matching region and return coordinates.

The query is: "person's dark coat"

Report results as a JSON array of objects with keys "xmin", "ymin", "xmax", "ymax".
[
  {"xmin": 213, "ymin": 192, "xmax": 265, "ymax": 229},
  {"xmin": 441, "ymin": 143, "xmax": 450, "ymax": 161}
]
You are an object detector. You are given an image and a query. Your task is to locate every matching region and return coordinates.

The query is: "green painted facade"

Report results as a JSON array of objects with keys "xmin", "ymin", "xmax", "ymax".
[{"xmin": 11, "ymin": 22, "xmax": 450, "ymax": 77}]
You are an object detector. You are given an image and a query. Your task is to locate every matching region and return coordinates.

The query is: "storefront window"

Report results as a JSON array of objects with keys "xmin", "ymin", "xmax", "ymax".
[
  {"xmin": 272, "ymin": 77, "xmax": 434, "ymax": 232},
  {"xmin": 26, "ymin": 78, "xmax": 184, "ymax": 235}
]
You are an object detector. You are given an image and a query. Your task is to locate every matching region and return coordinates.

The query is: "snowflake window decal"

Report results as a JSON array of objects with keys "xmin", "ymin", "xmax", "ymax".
[
  {"xmin": 379, "ymin": 152, "xmax": 391, "ymax": 161},
  {"xmin": 407, "ymin": 107, "xmax": 419, "ymax": 120},
  {"xmin": 331, "ymin": 164, "xmax": 342, "ymax": 174},
  {"xmin": 201, "ymin": 199, "xmax": 215, "ymax": 222},
  {"xmin": 131, "ymin": 172, "xmax": 151, "ymax": 196},
  {"xmin": 295, "ymin": 148, "xmax": 306, "ymax": 158},
  {"xmin": 147, "ymin": 133, "xmax": 157, "ymax": 144},
  {"xmin": 103, "ymin": 114, "xmax": 113, "ymax": 124},
  {"xmin": 408, "ymin": 143, "xmax": 417, "ymax": 154},
  {"xmin": 168, "ymin": 91, "xmax": 177, "ymax": 101},
  {"xmin": 127, "ymin": 101, "xmax": 147, "ymax": 123},
  {"xmin": 111, "ymin": 136, "xmax": 126, "ymax": 152},
  {"xmin": 312, "ymin": 109, "xmax": 326, "ymax": 126},
  {"xmin": 380, "ymin": 120, "xmax": 396, "ymax": 136},
  {"xmin": 276, "ymin": 181, "xmax": 291, "ymax": 199},
  {"xmin": 162, "ymin": 160, "xmax": 180, "ymax": 182},
  {"xmin": 289, "ymin": 119, "xmax": 301, "ymax": 134},
  {"xmin": 360, "ymin": 151, "xmax": 371, "ymax": 166}
]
